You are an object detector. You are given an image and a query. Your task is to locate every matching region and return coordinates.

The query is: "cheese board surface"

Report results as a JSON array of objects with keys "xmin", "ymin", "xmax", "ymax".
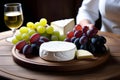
[{"xmin": 12, "ymin": 46, "xmax": 110, "ymax": 72}]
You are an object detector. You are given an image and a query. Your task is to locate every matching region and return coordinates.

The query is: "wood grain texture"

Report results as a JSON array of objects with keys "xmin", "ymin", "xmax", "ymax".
[
  {"xmin": 0, "ymin": 31, "xmax": 120, "ymax": 80},
  {"xmin": 12, "ymin": 46, "xmax": 110, "ymax": 72}
]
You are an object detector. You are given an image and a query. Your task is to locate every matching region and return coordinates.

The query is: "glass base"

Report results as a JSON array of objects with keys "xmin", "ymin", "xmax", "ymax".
[{"xmin": 6, "ymin": 36, "xmax": 14, "ymax": 42}]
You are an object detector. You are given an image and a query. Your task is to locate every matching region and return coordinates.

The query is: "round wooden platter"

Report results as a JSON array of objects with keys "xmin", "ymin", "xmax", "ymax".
[{"xmin": 12, "ymin": 46, "xmax": 110, "ymax": 72}]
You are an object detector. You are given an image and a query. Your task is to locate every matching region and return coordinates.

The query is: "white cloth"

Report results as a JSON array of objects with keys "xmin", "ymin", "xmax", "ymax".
[{"xmin": 76, "ymin": 0, "xmax": 120, "ymax": 34}]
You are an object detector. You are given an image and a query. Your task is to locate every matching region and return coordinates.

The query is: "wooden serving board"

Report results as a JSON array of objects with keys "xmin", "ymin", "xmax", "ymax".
[{"xmin": 12, "ymin": 46, "xmax": 110, "ymax": 72}]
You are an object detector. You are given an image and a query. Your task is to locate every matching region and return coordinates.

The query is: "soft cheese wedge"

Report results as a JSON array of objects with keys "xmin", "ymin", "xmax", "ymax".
[
  {"xmin": 39, "ymin": 41, "xmax": 77, "ymax": 61},
  {"xmin": 76, "ymin": 50, "xmax": 94, "ymax": 60},
  {"xmin": 51, "ymin": 18, "xmax": 75, "ymax": 35}
]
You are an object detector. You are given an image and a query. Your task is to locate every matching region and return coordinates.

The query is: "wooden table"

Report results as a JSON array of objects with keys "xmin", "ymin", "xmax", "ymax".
[{"xmin": 0, "ymin": 31, "xmax": 120, "ymax": 80}]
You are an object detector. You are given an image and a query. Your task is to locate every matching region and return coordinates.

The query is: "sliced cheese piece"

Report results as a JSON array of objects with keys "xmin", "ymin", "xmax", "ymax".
[
  {"xmin": 39, "ymin": 41, "xmax": 77, "ymax": 61},
  {"xmin": 76, "ymin": 50, "xmax": 94, "ymax": 60},
  {"xmin": 51, "ymin": 18, "xmax": 75, "ymax": 35}
]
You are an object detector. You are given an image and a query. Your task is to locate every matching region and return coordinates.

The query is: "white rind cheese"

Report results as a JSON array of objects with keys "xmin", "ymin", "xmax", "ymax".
[
  {"xmin": 51, "ymin": 18, "xmax": 75, "ymax": 35},
  {"xmin": 76, "ymin": 50, "xmax": 94, "ymax": 59},
  {"xmin": 39, "ymin": 41, "xmax": 77, "ymax": 61}
]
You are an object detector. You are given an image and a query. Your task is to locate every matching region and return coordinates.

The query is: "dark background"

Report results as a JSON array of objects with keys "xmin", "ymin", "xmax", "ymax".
[
  {"xmin": 0, "ymin": 0, "xmax": 83, "ymax": 32},
  {"xmin": 0, "ymin": 0, "xmax": 101, "ymax": 32}
]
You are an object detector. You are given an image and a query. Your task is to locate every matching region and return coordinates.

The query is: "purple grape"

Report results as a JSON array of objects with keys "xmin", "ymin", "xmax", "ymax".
[
  {"xmin": 91, "ymin": 27, "xmax": 98, "ymax": 36},
  {"xmin": 91, "ymin": 36, "xmax": 98, "ymax": 45},
  {"xmin": 94, "ymin": 45, "xmax": 107, "ymax": 54},
  {"xmin": 87, "ymin": 29, "xmax": 93, "ymax": 38},
  {"xmin": 87, "ymin": 27, "xmax": 98, "ymax": 38},
  {"xmin": 31, "ymin": 43, "xmax": 39, "ymax": 56},
  {"xmin": 71, "ymin": 37, "xmax": 76, "ymax": 43},
  {"xmin": 74, "ymin": 30, "xmax": 82, "ymax": 38},
  {"xmin": 39, "ymin": 36, "xmax": 49, "ymax": 42},
  {"xmin": 80, "ymin": 43, "xmax": 88, "ymax": 50},
  {"xmin": 99, "ymin": 45, "xmax": 107, "ymax": 53},
  {"xmin": 88, "ymin": 43, "xmax": 96, "ymax": 54},
  {"xmin": 82, "ymin": 26, "xmax": 89, "ymax": 34},
  {"xmin": 37, "ymin": 39, "xmax": 44, "ymax": 46},
  {"xmin": 91, "ymin": 35, "xmax": 106, "ymax": 46},
  {"xmin": 22, "ymin": 44, "xmax": 33, "ymax": 58},
  {"xmin": 64, "ymin": 38, "xmax": 71, "ymax": 42},
  {"xmin": 74, "ymin": 38, "xmax": 81, "ymax": 49},
  {"xmin": 98, "ymin": 36, "xmax": 106, "ymax": 44},
  {"xmin": 79, "ymin": 36, "xmax": 88, "ymax": 44}
]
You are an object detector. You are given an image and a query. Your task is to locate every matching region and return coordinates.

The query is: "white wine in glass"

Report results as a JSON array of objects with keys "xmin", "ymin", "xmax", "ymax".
[{"xmin": 4, "ymin": 3, "xmax": 23, "ymax": 42}]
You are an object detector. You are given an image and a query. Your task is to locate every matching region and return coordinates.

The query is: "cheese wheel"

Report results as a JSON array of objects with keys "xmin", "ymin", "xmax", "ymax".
[{"xmin": 39, "ymin": 41, "xmax": 77, "ymax": 61}]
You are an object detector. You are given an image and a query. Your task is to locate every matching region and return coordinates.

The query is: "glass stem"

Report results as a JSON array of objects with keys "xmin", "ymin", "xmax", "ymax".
[{"xmin": 12, "ymin": 29, "xmax": 16, "ymax": 37}]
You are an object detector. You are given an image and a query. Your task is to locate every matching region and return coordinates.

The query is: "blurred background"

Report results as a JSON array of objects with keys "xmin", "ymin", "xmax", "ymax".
[{"xmin": 0, "ymin": 0, "xmax": 101, "ymax": 32}]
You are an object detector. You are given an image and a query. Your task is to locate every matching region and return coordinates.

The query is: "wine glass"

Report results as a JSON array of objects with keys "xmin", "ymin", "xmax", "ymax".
[{"xmin": 4, "ymin": 3, "xmax": 23, "ymax": 42}]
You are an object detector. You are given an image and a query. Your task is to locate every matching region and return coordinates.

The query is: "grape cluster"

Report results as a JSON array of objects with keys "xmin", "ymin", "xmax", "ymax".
[
  {"xmin": 65, "ymin": 24, "xmax": 107, "ymax": 55},
  {"xmin": 12, "ymin": 18, "xmax": 66, "ymax": 44},
  {"xmin": 15, "ymin": 33, "xmax": 49, "ymax": 58},
  {"xmin": 12, "ymin": 18, "xmax": 66, "ymax": 58}
]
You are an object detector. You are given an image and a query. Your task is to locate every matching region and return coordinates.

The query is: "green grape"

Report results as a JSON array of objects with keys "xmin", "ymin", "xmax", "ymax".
[
  {"xmin": 41, "ymin": 32, "xmax": 51, "ymax": 39},
  {"xmin": 19, "ymin": 27, "xmax": 29, "ymax": 33},
  {"xmin": 35, "ymin": 22, "xmax": 41, "ymax": 29},
  {"xmin": 59, "ymin": 35, "xmax": 66, "ymax": 41},
  {"xmin": 39, "ymin": 18, "xmax": 47, "ymax": 26},
  {"xmin": 28, "ymin": 29, "xmax": 36, "ymax": 36},
  {"xmin": 15, "ymin": 33, "xmax": 23, "ymax": 41},
  {"xmin": 51, "ymin": 35, "xmax": 58, "ymax": 41},
  {"xmin": 46, "ymin": 26, "xmax": 54, "ymax": 34},
  {"xmin": 53, "ymin": 31, "xmax": 60, "ymax": 37},
  {"xmin": 22, "ymin": 33, "xmax": 30, "ymax": 41},
  {"xmin": 12, "ymin": 38, "xmax": 19, "ymax": 44},
  {"xmin": 26, "ymin": 22, "xmax": 35, "ymax": 29},
  {"xmin": 37, "ymin": 26, "xmax": 46, "ymax": 34}
]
